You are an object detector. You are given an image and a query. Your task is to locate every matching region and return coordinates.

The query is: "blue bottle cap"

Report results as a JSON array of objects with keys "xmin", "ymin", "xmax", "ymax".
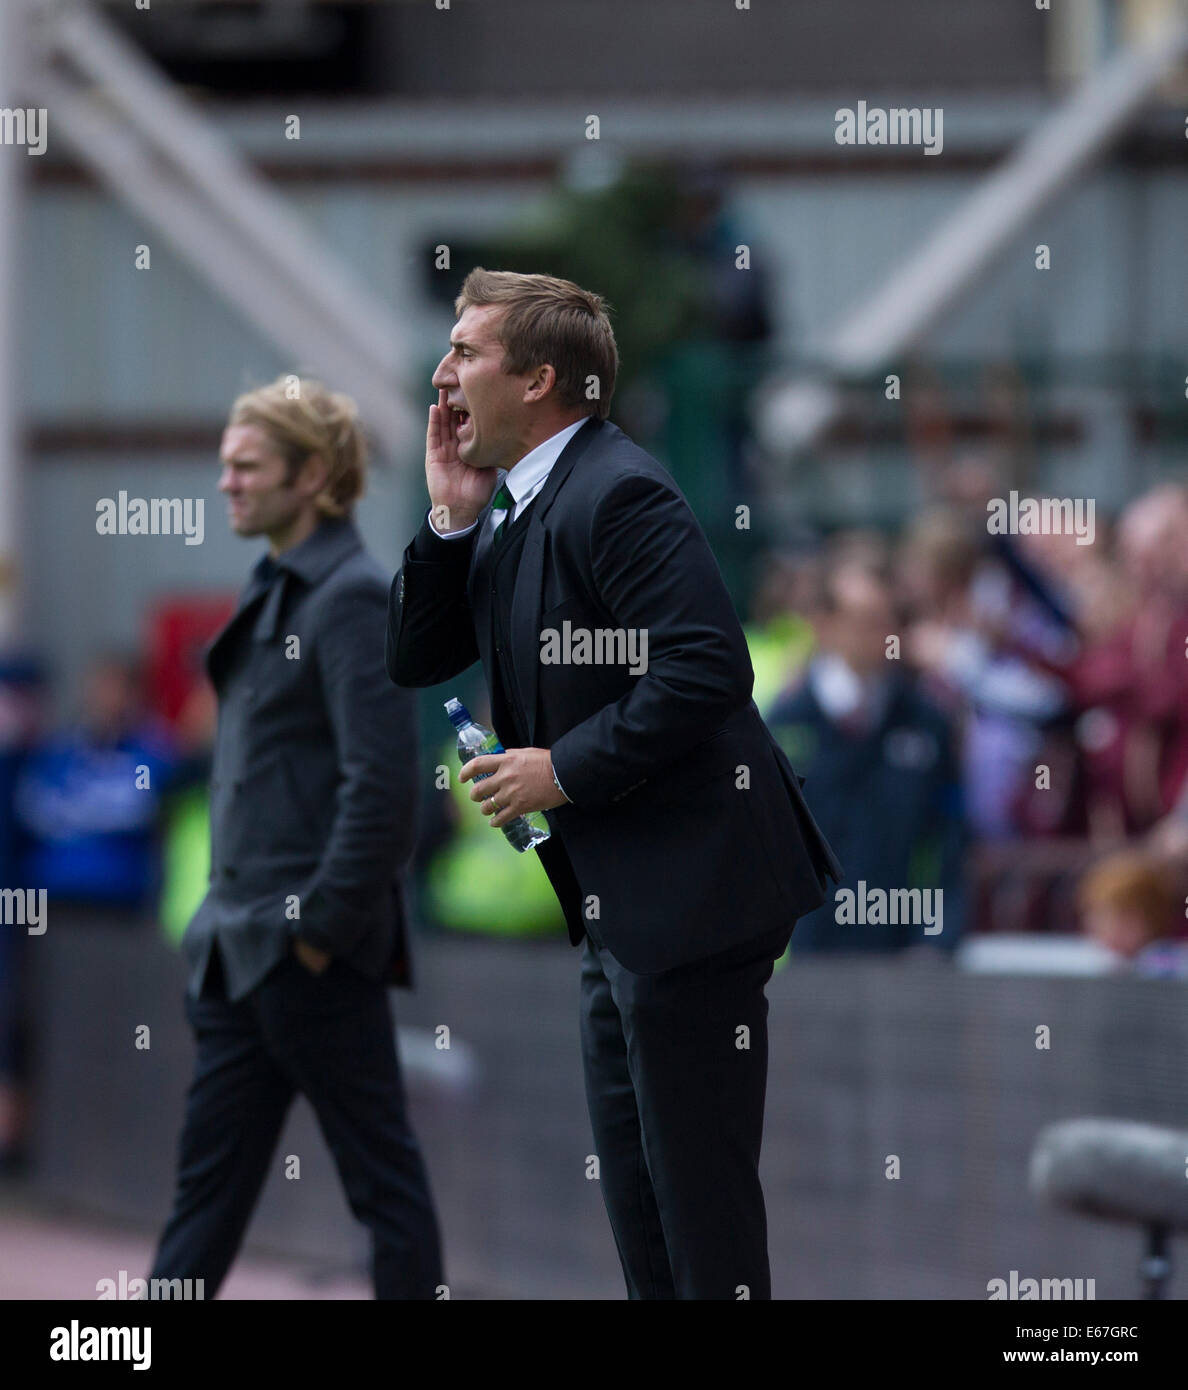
[{"xmin": 444, "ymin": 697, "xmax": 471, "ymax": 729}]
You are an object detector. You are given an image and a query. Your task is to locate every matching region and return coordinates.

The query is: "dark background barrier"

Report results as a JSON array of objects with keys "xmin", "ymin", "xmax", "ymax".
[{"xmin": 24, "ymin": 912, "xmax": 1188, "ymax": 1300}]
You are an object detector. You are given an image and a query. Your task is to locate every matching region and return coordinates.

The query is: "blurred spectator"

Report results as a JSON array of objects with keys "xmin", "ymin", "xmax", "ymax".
[
  {"xmin": 900, "ymin": 507, "xmax": 1068, "ymax": 839},
  {"xmin": 1061, "ymin": 485, "xmax": 1188, "ymax": 839},
  {"xmin": 767, "ymin": 559, "xmax": 966, "ymax": 953},
  {"xmin": 745, "ymin": 548, "xmax": 821, "ymax": 716},
  {"xmin": 1148, "ymin": 770, "xmax": 1188, "ymax": 865},
  {"xmin": 13, "ymin": 653, "xmax": 181, "ymax": 914},
  {"xmin": 1078, "ymin": 848, "xmax": 1188, "ymax": 978}
]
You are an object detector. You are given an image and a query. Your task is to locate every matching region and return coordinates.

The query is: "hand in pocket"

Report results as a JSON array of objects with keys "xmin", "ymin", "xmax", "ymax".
[{"xmin": 293, "ymin": 938, "xmax": 332, "ymax": 975}]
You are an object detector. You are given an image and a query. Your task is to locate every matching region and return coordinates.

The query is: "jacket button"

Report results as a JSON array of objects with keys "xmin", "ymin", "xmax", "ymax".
[{"xmin": 223, "ymin": 866, "xmax": 238, "ymax": 880}]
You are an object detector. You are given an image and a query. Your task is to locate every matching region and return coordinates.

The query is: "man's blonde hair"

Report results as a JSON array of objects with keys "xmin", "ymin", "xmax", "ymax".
[
  {"xmin": 455, "ymin": 268, "xmax": 618, "ymax": 420},
  {"xmin": 229, "ymin": 376, "xmax": 367, "ymax": 517}
]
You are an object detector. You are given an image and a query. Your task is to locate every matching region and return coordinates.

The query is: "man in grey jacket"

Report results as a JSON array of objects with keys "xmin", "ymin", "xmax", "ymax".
[{"xmin": 150, "ymin": 377, "xmax": 442, "ymax": 1299}]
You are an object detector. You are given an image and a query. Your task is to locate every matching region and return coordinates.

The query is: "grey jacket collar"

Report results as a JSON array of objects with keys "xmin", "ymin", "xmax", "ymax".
[
  {"xmin": 210, "ymin": 516, "xmax": 364, "ymax": 674},
  {"xmin": 270, "ymin": 515, "xmax": 363, "ymax": 588}
]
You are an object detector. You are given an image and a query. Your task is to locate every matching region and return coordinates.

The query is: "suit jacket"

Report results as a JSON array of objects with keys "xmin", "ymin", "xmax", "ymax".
[
  {"xmin": 183, "ymin": 517, "xmax": 419, "ymax": 1001},
  {"xmin": 386, "ymin": 418, "xmax": 841, "ymax": 973}
]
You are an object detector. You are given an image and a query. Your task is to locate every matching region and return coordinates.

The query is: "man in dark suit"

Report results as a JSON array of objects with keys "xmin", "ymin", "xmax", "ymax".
[
  {"xmin": 387, "ymin": 269, "xmax": 840, "ymax": 1299},
  {"xmin": 150, "ymin": 377, "xmax": 442, "ymax": 1299}
]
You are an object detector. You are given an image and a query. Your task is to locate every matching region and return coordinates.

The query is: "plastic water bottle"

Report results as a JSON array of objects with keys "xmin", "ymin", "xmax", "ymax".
[{"xmin": 444, "ymin": 698, "xmax": 551, "ymax": 852}]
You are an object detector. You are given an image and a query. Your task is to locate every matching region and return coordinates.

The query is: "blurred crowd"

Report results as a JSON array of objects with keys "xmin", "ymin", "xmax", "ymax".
[
  {"xmin": 0, "ymin": 655, "xmax": 213, "ymax": 1172},
  {"xmin": 753, "ymin": 457, "xmax": 1188, "ymax": 970}
]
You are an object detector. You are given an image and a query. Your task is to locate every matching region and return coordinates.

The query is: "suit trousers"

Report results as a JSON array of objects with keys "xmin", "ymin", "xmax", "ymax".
[
  {"xmin": 579, "ymin": 918, "xmax": 792, "ymax": 1300},
  {"xmin": 150, "ymin": 946, "xmax": 443, "ymax": 1299}
]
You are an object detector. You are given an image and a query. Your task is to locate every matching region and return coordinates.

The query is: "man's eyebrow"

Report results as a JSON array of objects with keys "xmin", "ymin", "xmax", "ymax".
[{"xmin": 449, "ymin": 336, "xmax": 477, "ymax": 352}]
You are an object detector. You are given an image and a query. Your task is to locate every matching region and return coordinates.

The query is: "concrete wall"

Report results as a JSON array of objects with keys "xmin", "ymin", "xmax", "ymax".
[{"xmin": 26, "ymin": 914, "xmax": 1188, "ymax": 1299}]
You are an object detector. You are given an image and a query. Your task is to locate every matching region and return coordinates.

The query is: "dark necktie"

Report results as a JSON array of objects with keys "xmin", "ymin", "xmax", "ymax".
[{"xmin": 491, "ymin": 482, "xmax": 514, "ymax": 547}]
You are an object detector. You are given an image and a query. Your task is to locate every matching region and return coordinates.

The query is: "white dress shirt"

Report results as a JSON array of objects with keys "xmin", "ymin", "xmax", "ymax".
[{"xmin": 427, "ymin": 417, "xmax": 587, "ymax": 539}]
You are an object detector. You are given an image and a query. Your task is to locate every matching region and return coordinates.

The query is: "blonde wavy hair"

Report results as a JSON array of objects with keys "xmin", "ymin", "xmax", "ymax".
[{"xmin": 228, "ymin": 375, "xmax": 367, "ymax": 517}]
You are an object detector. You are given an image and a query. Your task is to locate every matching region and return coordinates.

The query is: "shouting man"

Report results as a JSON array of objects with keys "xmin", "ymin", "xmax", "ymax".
[{"xmin": 387, "ymin": 270, "xmax": 840, "ymax": 1299}]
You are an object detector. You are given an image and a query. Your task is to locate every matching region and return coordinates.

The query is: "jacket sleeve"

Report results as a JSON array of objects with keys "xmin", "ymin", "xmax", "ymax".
[
  {"xmin": 385, "ymin": 512, "xmax": 481, "ymax": 688},
  {"xmin": 549, "ymin": 472, "xmax": 754, "ymax": 808},
  {"xmin": 295, "ymin": 574, "xmax": 420, "ymax": 955}
]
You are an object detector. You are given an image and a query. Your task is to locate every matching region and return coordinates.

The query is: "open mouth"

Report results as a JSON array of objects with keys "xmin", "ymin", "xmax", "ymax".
[{"xmin": 450, "ymin": 404, "xmax": 472, "ymax": 438}]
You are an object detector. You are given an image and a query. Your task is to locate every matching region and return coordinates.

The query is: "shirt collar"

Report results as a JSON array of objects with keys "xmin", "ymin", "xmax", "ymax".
[{"xmin": 499, "ymin": 419, "xmax": 587, "ymax": 507}]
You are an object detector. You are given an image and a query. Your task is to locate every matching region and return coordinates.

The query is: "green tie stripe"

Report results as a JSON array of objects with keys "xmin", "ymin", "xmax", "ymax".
[{"xmin": 491, "ymin": 482, "xmax": 514, "ymax": 545}]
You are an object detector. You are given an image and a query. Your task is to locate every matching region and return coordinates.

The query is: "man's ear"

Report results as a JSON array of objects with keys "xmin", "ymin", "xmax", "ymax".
[
  {"xmin": 297, "ymin": 451, "xmax": 330, "ymax": 499},
  {"xmin": 522, "ymin": 363, "xmax": 557, "ymax": 404}
]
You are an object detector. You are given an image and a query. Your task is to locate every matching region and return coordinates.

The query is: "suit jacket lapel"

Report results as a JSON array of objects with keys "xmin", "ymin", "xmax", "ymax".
[
  {"xmin": 252, "ymin": 571, "xmax": 288, "ymax": 644},
  {"xmin": 510, "ymin": 418, "xmax": 604, "ymax": 745},
  {"xmin": 511, "ymin": 522, "xmax": 547, "ymax": 744},
  {"xmin": 205, "ymin": 520, "xmax": 358, "ymax": 687},
  {"xmin": 206, "ymin": 574, "xmax": 269, "ymax": 688},
  {"xmin": 467, "ymin": 418, "xmax": 606, "ymax": 745},
  {"xmin": 469, "ymin": 499, "xmax": 499, "ymax": 702},
  {"xmin": 205, "ymin": 566, "xmax": 292, "ymax": 687}
]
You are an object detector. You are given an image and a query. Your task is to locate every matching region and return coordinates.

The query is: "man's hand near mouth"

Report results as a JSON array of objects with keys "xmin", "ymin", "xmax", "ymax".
[{"xmin": 426, "ymin": 387, "xmax": 497, "ymax": 533}]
